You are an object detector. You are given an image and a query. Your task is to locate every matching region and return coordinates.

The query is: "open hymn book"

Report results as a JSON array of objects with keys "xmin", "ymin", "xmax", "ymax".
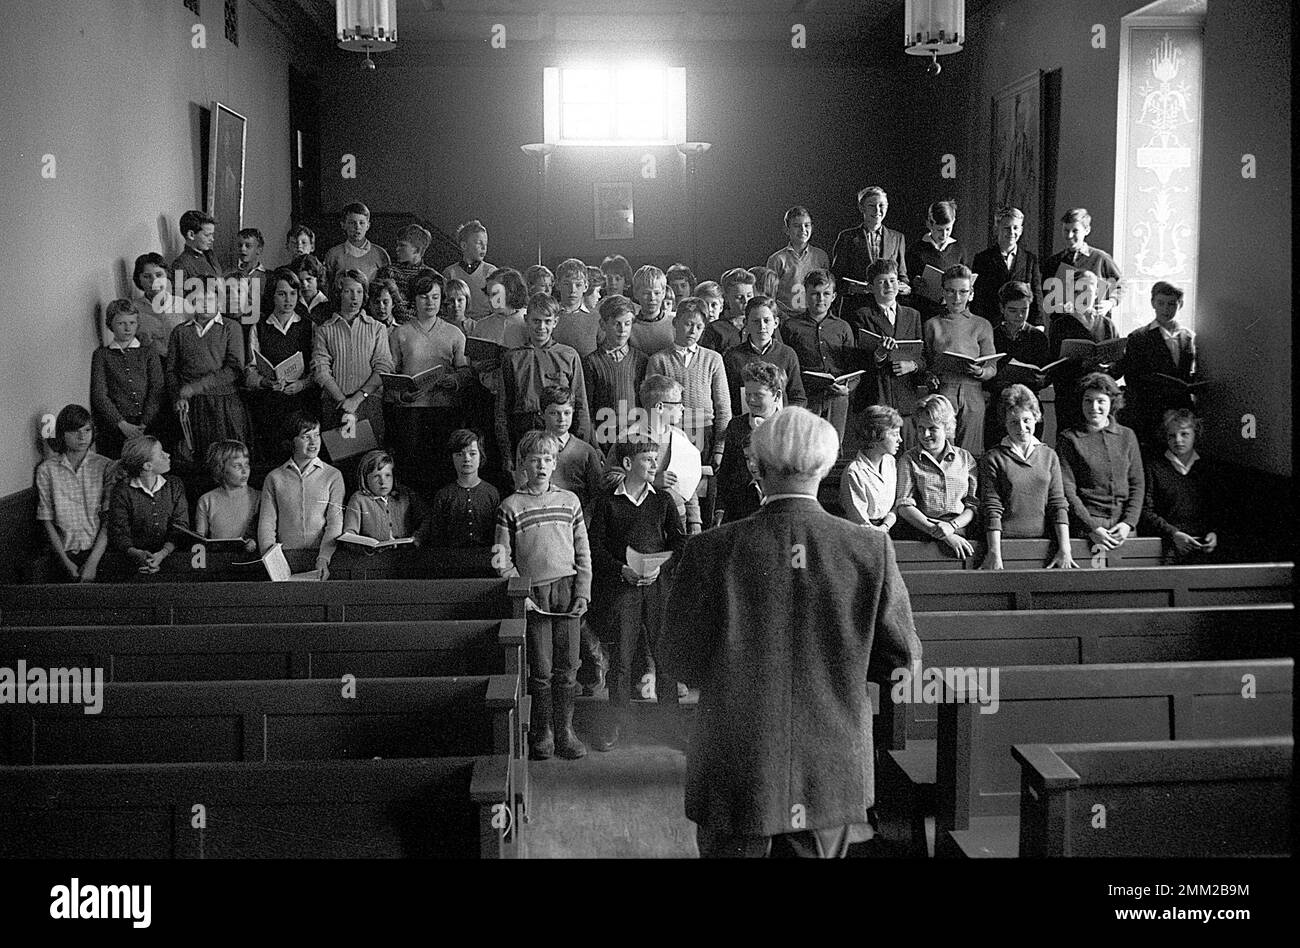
[
  {"xmin": 802, "ymin": 369, "xmax": 867, "ymax": 386},
  {"xmin": 336, "ymin": 532, "xmax": 415, "ymax": 550},
  {"xmin": 253, "ymin": 350, "xmax": 305, "ymax": 385},
  {"xmin": 379, "ymin": 364, "xmax": 448, "ymax": 395}
]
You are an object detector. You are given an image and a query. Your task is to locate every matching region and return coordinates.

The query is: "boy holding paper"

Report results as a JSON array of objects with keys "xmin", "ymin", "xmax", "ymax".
[
  {"xmin": 846, "ymin": 258, "xmax": 926, "ymax": 454},
  {"xmin": 588, "ymin": 437, "xmax": 686, "ymax": 750},
  {"xmin": 923, "ymin": 264, "xmax": 999, "ymax": 454}
]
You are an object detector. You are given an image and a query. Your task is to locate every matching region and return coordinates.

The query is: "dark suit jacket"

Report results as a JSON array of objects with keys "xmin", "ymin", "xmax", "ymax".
[
  {"xmin": 830, "ymin": 225, "xmax": 909, "ymax": 291},
  {"xmin": 844, "ymin": 299, "xmax": 927, "ymax": 417},
  {"xmin": 1115, "ymin": 324, "xmax": 1197, "ymax": 442},
  {"xmin": 658, "ymin": 496, "xmax": 921, "ymax": 836},
  {"xmin": 970, "ymin": 245, "xmax": 1044, "ymax": 325}
]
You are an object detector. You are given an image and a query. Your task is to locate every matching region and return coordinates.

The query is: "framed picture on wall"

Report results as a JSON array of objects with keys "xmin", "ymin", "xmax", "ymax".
[
  {"xmin": 206, "ymin": 101, "xmax": 247, "ymax": 271},
  {"xmin": 594, "ymin": 183, "xmax": 634, "ymax": 241},
  {"xmin": 989, "ymin": 71, "xmax": 1044, "ymax": 260}
]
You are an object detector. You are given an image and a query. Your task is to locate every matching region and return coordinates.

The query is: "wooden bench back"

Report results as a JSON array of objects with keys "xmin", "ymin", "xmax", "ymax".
[
  {"xmin": 904, "ymin": 562, "xmax": 1293, "ymax": 612},
  {"xmin": 935, "ymin": 658, "xmax": 1293, "ymax": 833},
  {"xmin": 0, "ymin": 618, "xmax": 525, "ymax": 682},
  {"xmin": 0, "ymin": 675, "xmax": 520, "ymax": 766},
  {"xmin": 0, "ymin": 755, "xmax": 513, "ymax": 858},
  {"xmin": 1013, "ymin": 737, "xmax": 1293, "ymax": 857},
  {"xmin": 891, "ymin": 537, "xmax": 1164, "ymax": 571},
  {"xmin": 880, "ymin": 603, "xmax": 1294, "ymax": 749},
  {"xmin": 0, "ymin": 576, "xmax": 531, "ymax": 626}
]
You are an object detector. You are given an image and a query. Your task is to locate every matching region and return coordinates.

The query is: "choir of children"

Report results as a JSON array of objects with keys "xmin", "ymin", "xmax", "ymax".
[{"xmin": 47, "ymin": 193, "xmax": 1233, "ymax": 766}]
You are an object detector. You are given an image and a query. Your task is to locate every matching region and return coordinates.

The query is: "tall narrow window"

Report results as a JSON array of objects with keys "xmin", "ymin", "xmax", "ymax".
[
  {"xmin": 544, "ymin": 66, "xmax": 686, "ymax": 147},
  {"xmin": 1113, "ymin": 5, "xmax": 1205, "ymax": 332}
]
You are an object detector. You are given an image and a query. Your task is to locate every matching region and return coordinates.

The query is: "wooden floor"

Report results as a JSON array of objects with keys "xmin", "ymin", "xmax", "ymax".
[{"xmin": 525, "ymin": 702, "xmax": 697, "ymax": 859}]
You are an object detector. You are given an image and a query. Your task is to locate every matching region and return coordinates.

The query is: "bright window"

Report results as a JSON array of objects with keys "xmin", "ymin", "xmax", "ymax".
[{"xmin": 544, "ymin": 66, "xmax": 686, "ymax": 146}]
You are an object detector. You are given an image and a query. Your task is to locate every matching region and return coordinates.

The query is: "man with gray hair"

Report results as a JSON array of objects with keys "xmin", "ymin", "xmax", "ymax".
[{"xmin": 659, "ymin": 407, "xmax": 921, "ymax": 858}]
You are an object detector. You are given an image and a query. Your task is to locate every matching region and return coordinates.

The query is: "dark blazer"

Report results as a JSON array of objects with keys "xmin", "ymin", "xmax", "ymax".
[
  {"xmin": 970, "ymin": 245, "xmax": 1044, "ymax": 325},
  {"xmin": 1114, "ymin": 324, "xmax": 1196, "ymax": 444},
  {"xmin": 830, "ymin": 225, "xmax": 909, "ymax": 291},
  {"xmin": 659, "ymin": 496, "xmax": 921, "ymax": 836},
  {"xmin": 844, "ymin": 298, "xmax": 927, "ymax": 417}
]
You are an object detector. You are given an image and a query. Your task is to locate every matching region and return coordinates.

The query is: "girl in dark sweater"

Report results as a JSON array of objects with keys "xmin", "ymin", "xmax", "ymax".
[
  {"xmin": 1058, "ymin": 372, "xmax": 1145, "ymax": 550},
  {"xmin": 90, "ymin": 299, "xmax": 164, "ymax": 459},
  {"xmin": 245, "ymin": 269, "xmax": 315, "ymax": 469}
]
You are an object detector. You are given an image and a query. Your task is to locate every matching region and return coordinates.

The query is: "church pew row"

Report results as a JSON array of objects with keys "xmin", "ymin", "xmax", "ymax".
[
  {"xmin": 930, "ymin": 659, "xmax": 1292, "ymax": 858},
  {"xmin": 0, "ymin": 755, "xmax": 514, "ymax": 858},
  {"xmin": 0, "ymin": 618, "xmax": 531, "ymax": 802},
  {"xmin": 1012, "ymin": 737, "xmax": 1293, "ymax": 858},
  {"xmin": 873, "ymin": 606, "xmax": 1293, "ymax": 854},
  {"xmin": 0, "ymin": 576, "xmax": 531, "ymax": 626},
  {"xmin": 891, "ymin": 537, "xmax": 1163, "ymax": 571},
  {"xmin": 0, "ymin": 674, "xmax": 526, "ymax": 855},
  {"xmin": 0, "ymin": 563, "xmax": 1289, "ymax": 627},
  {"xmin": 0, "ymin": 618, "xmax": 526, "ymax": 682},
  {"xmin": 879, "ymin": 603, "xmax": 1294, "ymax": 751},
  {"xmin": 0, "ymin": 675, "xmax": 520, "ymax": 766},
  {"xmin": 902, "ymin": 562, "xmax": 1292, "ymax": 612}
]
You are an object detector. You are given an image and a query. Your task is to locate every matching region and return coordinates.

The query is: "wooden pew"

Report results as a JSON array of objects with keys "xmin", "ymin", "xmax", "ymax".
[
  {"xmin": 1013, "ymin": 737, "xmax": 1293, "ymax": 857},
  {"xmin": 0, "ymin": 576, "xmax": 531, "ymax": 626},
  {"xmin": 0, "ymin": 618, "xmax": 526, "ymax": 682},
  {"xmin": 874, "ymin": 606, "xmax": 1293, "ymax": 855},
  {"xmin": 932, "ymin": 659, "xmax": 1293, "ymax": 858},
  {"xmin": 1, "ymin": 563, "xmax": 1289, "ymax": 625},
  {"xmin": 0, "ymin": 675, "xmax": 521, "ymax": 765},
  {"xmin": 891, "ymin": 537, "xmax": 1164, "ymax": 571},
  {"xmin": 0, "ymin": 755, "xmax": 514, "ymax": 858},
  {"xmin": 880, "ymin": 603, "xmax": 1294, "ymax": 750},
  {"xmin": 903, "ymin": 562, "xmax": 1293, "ymax": 612}
]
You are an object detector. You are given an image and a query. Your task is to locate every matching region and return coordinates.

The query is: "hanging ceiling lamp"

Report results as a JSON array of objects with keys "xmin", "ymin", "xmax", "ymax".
[
  {"xmin": 903, "ymin": 0, "xmax": 964, "ymax": 75},
  {"xmin": 337, "ymin": 0, "xmax": 398, "ymax": 70}
]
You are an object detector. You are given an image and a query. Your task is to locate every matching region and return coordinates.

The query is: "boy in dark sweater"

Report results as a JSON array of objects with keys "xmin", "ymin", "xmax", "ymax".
[
  {"xmin": 722, "ymin": 295, "xmax": 806, "ymax": 416},
  {"xmin": 1140, "ymin": 409, "xmax": 1221, "ymax": 562},
  {"xmin": 588, "ymin": 437, "xmax": 686, "ymax": 750}
]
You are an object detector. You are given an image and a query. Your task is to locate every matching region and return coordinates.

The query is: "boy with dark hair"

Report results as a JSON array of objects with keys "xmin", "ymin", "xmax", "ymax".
[
  {"xmin": 498, "ymin": 294, "xmax": 590, "ymax": 476},
  {"xmin": 722, "ymin": 296, "xmax": 807, "ymax": 416},
  {"xmin": 983, "ymin": 280, "xmax": 1052, "ymax": 448},
  {"xmin": 700, "ymin": 268, "xmax": 757, "ymax": 353},
  {"xmin": 1042, "ymin": 207, "xmax": 1123, "ymax": 318},
  {"xmin": 552, "ymin": 258, "xmax": 601, "ymax": 356},
  {"xmin": 1115, "ymin": 281, "xmax": 1197, "ymax": 449},
  {"xmin": 171, "ymin": 210, "xmax": 221, "ymax": 287},
  {"xmin": 380, "ymin": 223, "xmax": 437, "ymax": 301},
  {"xmin": 323, "ymin": 202, "xmax": 391, "ymax": 287},
  {"xmin": 589, "ymin": 436, "xmax": 686, "ymax": 750}
]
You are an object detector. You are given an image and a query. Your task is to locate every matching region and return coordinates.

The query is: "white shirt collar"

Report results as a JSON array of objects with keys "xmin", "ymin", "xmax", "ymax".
[
  {"xmin": 1166, "ymin": 450, "xmax": 1199, "ymax": 475},
  {"xmin": 287, "ymin": 456, "xmax": 323, "ymax": 478},
  {"xmin": 761, "ymin": 491, "xmax": 817, "ymax": 505},
  {"xmin": 267, "ymin": 312, "xmax": 302, "ymax": 334},
  {"xmin": 1000, "ymin": 435, "xmax": 1041, "ymax": 461},
  {"xmin": 1146, "ymin": 318, "xmax": 1191, "ymax": 339},
  {"xmin": 614, "ymin": 479, "xmax": 656, "ymax": 506},
  {"xmin": 108, "ymin": 337, "xmax": 142, "ymax": 351},
  {"xmin": 188, "ymin": 315, "xmax": 224, "ymax": 337},
  {"xmin": 923, "ymin": 234, "xmax": 956, "ymax": 251},
  {"xmin": 129, "ymin": 474, "xmax": 166, "ymax": 497}
]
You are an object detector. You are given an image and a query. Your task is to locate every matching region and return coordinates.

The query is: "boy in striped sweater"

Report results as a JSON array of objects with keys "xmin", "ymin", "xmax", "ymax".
[
  {"xmin": 494, "ymin": 430, "xmax": 593, "ymax": 761},
  {"xmin": 584, "ymin": 296, "xmax": 647, "ymax": 451}
]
